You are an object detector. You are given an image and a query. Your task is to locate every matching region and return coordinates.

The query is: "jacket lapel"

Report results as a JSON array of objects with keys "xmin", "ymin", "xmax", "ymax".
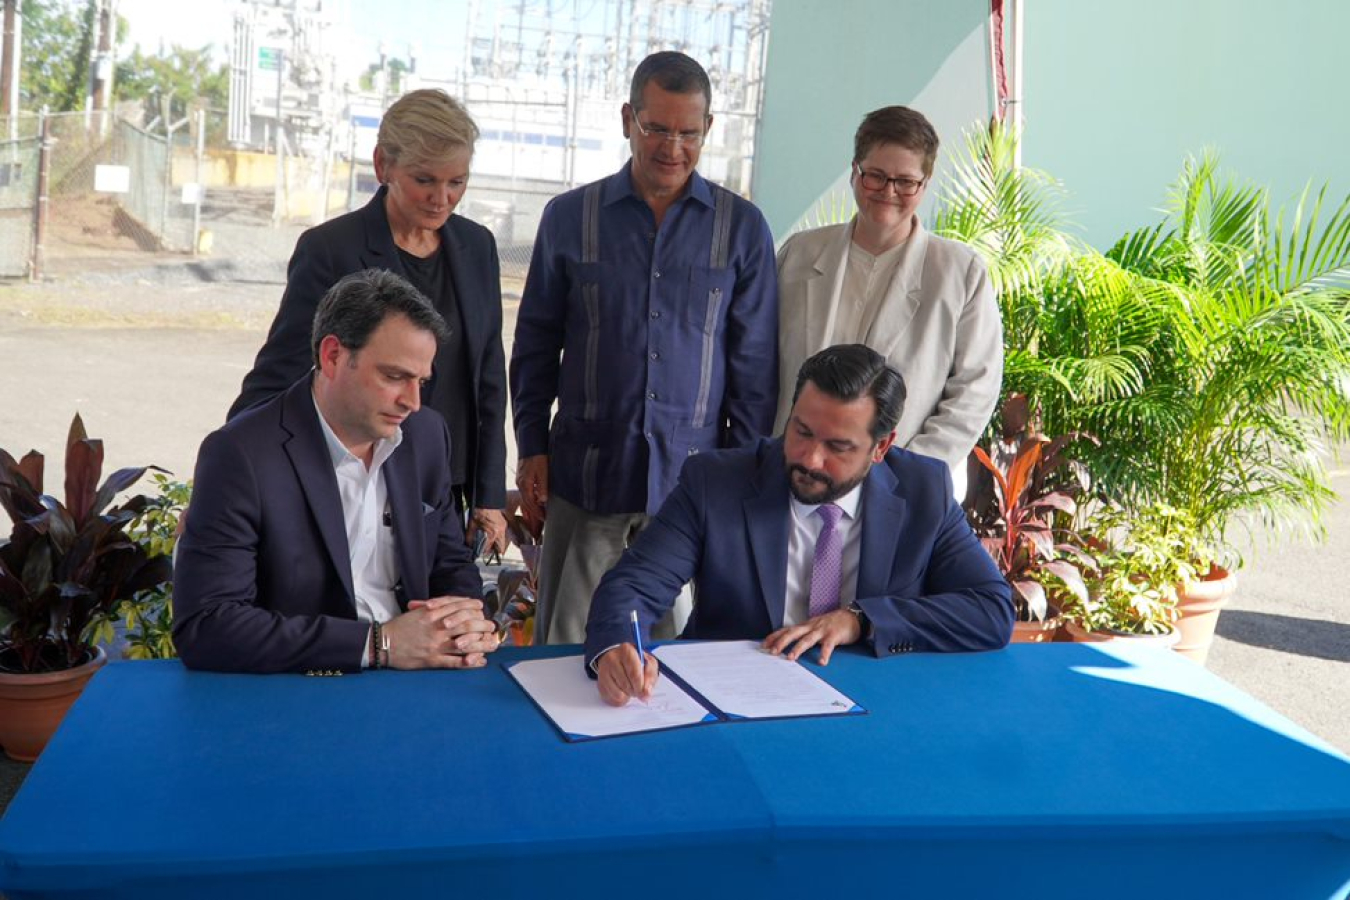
[
  {"xmin": 360, "ymin": 187, "xmax": 403, "ymax": 273},
  {"xmin": 745, "ymin": 442, "xmax": 791, "ymax": 629},
  {"xmin": 806, "ymin": 223, "xmax": 853, "ymax": 355},
  {"xmin": 279, "ymin": 379, "xmax": 355, "ymax": 607},
  {"xmin": 382, "ymin": 444, "xmax": 428, "ymax": 607},
  {"xmin": 856, "ymin": 459, "xmax": 906, "ymax": 600},
  {"xmin": 869, "ymin": 219, "xmax": 929, "ymax": 356},
  {"xmin": 441, "ymin": 218, "xmax": 483, "ymax": 368}
]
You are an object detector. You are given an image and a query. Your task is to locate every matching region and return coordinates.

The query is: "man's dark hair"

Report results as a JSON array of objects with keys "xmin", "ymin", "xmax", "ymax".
[
  {"xmin": 629, "ymin": 51, "xmax": 712, "ymax": 113},
  {"xmin": 792, "ymin": 344, "xmax": 907, "ymax": 442},
  {"xmin": 310, "ymin": 268, "xmax": 451, "ymax": 366}
]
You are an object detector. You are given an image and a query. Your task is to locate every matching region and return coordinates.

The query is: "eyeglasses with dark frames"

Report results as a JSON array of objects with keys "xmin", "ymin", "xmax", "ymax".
[{"xmin": 852, "ymin": 163, "xmax": 926, "ymax": 197}]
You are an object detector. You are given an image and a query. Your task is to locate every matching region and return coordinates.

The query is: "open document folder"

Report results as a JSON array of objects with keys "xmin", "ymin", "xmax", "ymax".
[{"xmin": 505, "ymin": 640, "xmax": 866, "ymax": 742}]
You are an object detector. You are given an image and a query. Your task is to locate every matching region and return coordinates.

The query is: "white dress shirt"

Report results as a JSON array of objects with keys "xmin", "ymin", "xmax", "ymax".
[
  {"xmin": 313, "ymin": 394, "xmax": 403, "ymax": 665},
  {"xmin": 783, "ymin": 482, "xmax": 864, "ymax": 626}
]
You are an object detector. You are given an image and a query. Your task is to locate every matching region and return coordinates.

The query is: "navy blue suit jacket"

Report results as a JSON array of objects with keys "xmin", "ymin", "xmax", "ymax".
[
  {"xmin": 175, "ymin": 377, "xmax": 483, "ymax": 673},
  {"xmin": 584, "ymin": 438, "xmax": 1013, "ymax": 667},
  {"xmin": 228, "ymin": 188, "xmax": 508, "ymax": 509}
]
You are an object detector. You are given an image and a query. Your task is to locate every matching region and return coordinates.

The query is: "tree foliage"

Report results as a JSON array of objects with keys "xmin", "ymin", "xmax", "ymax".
[
  {"xmin": 17, "ymin": 0, "xmax": 225, "ymax": 121},
  {"xmin": 116, "ymin": 44, "xmax": 229, "ymax": 122},
  {"xmin": 19, "ymin": 0, "xmax": 92, "ymax": 112}
]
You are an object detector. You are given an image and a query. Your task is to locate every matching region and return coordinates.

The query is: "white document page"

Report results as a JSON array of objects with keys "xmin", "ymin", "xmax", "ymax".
[
  {"xmin": 507, "ymin": 655, "xmax": 714, "ymax": 740},
  {"xmin": 653, "ymin": 640, "xmax": 861, "ymax": 719}
]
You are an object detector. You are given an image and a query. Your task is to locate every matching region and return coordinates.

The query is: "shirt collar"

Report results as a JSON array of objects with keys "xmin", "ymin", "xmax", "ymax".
[
  {"xmin": 311, "ymin": 387, "xmax": 403, "ymax": 471},
  {"xmin": 789, "ymin": 479, "xmax": 864, "ymax": 524},
  {"xmin": 603, "ymin": 160, "xmax": 715, "ymax": 210}
]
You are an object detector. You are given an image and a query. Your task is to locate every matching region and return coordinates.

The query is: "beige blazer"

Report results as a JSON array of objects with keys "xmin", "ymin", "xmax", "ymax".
[{"xmin": 775, "ymin": 218, "xmax": 1003, "ymax": 499}]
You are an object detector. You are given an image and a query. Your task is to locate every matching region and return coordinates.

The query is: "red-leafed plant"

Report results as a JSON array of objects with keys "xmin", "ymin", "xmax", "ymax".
[
  {"xmin": 966, "ymin": 395, "xmax": 1097, "ymax": 622},
  {"xmin": 0, "ymin": 415, "xmax": 172, "ymax": 673}
]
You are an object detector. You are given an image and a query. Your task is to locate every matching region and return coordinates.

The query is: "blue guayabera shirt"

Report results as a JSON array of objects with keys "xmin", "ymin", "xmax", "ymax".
[{"xmin": 510, "ymin": 162, "xmax": 779, "ymax": 515}]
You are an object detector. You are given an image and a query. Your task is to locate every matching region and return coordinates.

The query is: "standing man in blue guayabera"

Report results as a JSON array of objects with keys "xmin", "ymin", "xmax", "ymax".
[{"xmin": 511, "ymin": 51, "xmax": 779, "ymax": 645}]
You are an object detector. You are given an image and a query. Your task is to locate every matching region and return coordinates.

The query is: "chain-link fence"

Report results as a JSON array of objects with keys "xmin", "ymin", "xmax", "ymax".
[
  {"xmin": 15, "ymin": 99, "xmax": 751, "ymax": 291},
  {"xmin": 0, "ymin": 133, "xmax": 38, "ymax": 278}
]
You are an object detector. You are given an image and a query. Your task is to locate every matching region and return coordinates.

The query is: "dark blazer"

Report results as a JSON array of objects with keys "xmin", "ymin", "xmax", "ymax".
[
  {"xmin": 229, "ymin": 188, "xmax": 508, "ymax": 509},
  {"xmin": 584, "ymin": 438, "xmax": 1014, "ymax": 667},
  {"xmin": 175, "ymin": 377, "xmax": 483, "ymax": 674}
]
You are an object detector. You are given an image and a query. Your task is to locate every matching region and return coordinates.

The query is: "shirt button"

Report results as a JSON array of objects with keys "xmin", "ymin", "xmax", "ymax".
[
  {"xmin": 650, "ymin": 310, "xmax": 661, "ymax": 319},
  {"xmin": 645, "ymin": 431, "xmax": 654, "ymax": 439},
  {"xmin": 650, "ymin": 351, "xmax": 659, "ymax": 360},
  {"xmin": 647, "ymin": 391, "xmax": 657, "ymax": 399},
  {"xmin": 653, "ymin": 270, "xmax": 661, "ymax": 279}
]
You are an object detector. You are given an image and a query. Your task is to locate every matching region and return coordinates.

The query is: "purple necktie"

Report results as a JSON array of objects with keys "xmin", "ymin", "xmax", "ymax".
[{"xmin": 808, "ymin": 503, "xmax": 844, "ymax": 618}]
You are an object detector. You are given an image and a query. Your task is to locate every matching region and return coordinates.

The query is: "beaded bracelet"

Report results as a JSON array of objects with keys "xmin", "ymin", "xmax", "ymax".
[{"xmin": 370, "ymin": 621, "xmax": 383, "ymax": 670}]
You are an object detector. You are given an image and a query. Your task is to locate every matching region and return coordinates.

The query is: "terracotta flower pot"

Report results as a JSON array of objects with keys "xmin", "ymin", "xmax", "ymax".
[
  {"xmin": 1011, "ymin": 605, "xmax": 1063, "ymax": 644},
  {"xmin": 1172, "ymin": 565, "xmax": 1237, "ymax": 666},
  {"xmin": 0, "ymin": 646, "xmax": 108, "ymax": 762},
  {"xmin": 1063, "ymin": 620, "xmax": 1180, "ymax": 649}
]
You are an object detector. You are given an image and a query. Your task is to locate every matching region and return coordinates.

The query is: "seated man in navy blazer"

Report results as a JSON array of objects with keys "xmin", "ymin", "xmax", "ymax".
[
  {"xmin": 174, "ymin": 269, "xmax": 500, "ymax": 674},
  {"xmin": 585, "ymin": 343, "xmax": 1012, "ymax": 705}
]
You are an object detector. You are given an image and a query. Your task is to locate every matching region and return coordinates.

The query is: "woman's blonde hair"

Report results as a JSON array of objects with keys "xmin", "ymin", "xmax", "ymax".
[{"xmin": 377, "ymin": 89, "xmax": 479, "ymax": 168}]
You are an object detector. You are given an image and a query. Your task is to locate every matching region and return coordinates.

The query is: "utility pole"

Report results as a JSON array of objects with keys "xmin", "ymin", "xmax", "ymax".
[
  {"xmin": 0, "ymin": 0, "xmax": 19, "ymax": 124},
  {"xmin": 90, "ymin": 0, "xmax": 116, "ymax": 135}
]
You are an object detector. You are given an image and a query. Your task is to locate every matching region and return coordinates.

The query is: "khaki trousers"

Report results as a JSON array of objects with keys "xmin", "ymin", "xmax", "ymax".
[{"xmin": 534, "ymin": 494, "xmax": 691, "ymax": 645}]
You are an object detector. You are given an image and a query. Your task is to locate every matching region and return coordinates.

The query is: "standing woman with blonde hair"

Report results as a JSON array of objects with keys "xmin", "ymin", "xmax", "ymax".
[{"xmin": 231, "ymin": 89, "xmax": 509, "ymax": 553}]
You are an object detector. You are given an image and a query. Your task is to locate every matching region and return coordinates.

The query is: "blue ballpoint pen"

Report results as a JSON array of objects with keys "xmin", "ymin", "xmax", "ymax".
[{"xmin": 630, "ymin": 609, "xmax": 646, "ymax": 664}]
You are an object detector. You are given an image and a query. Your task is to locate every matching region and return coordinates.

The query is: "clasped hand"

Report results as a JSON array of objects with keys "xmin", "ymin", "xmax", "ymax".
[{"xmin": 383, "ymin": 596, "xmax": 500, "ymax": 670}]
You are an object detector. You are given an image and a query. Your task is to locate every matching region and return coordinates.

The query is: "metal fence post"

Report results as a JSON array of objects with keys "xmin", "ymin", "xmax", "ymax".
[
  {"xmin": 192, "ymin": 108, "xmax": 204, "ymax": 255},
  {"xmin": 30, "ymin": 107, "xmax": 50, "ymax": 281}
]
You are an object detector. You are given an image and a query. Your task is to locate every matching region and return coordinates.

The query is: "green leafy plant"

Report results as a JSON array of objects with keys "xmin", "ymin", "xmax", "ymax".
[
  {"xmin": 966, "ymin": 395, "xmax": 1096, "ymax": 621},
  {"xmin": 1099, "ymin": 153, "xmax": 1350, "ymax": 559},
  {"xmin": 87, "ymin": 474, "xmax": 190, "ymax": 660},
  {"xmin": 1070, "ymin": 503, "xmax": 1207, "ymax": 636},
  {"xmin": 939, "ymin": 126, "xmax": 1350, "ymax": 570},
  {"xmin": 0, "ymin": 415, "xmax": 172, "ymax": 673}
]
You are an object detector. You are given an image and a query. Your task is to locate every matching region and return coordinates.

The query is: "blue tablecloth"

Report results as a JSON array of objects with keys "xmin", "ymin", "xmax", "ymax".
[{"xmin": 1, "ymin": 643, "xmax": 1349, "ymax": 899}]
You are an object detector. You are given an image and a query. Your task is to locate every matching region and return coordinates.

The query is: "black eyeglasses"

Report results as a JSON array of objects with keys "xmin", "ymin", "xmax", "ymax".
[
  {"xmin": 852, "ymin": 163, "xmax": 926, "ymax": 197},
  {"xmin": 631, "ymin": 114, "xmax": 706, "ymax": 148}
]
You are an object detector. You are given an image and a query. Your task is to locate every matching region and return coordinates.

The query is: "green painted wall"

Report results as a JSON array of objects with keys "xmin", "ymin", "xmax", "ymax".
[
  {"xmin": 1021, "ymin": 0, "xmax": 1350, "ymax": 248},
  {"xmin": 754, "ymin": 1, "xmax": 991, "ymax": 237},
  {"xmin": 759, "ymin": 1, "xmax": 1350, "ymax": 249}
]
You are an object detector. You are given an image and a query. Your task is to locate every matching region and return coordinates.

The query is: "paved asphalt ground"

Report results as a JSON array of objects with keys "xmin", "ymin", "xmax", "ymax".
[{"xmin": 0, "ymin": 266, "xmax": 1347, "ymax": 816}]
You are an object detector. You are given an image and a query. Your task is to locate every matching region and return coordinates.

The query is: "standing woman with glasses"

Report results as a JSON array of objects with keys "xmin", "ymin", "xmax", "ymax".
[
  {"xmin": 774, "ymin": 106, "xmax": 1002, "ymax": 501},
  {"xmin": 229, "ymin": 89, "xmax": 510, "ymax": 555}
]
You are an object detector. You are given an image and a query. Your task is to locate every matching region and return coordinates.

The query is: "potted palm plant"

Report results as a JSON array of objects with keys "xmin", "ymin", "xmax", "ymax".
[
  {"xmin": 0, "ymin": 415, "xmax": 172, "ymax": 760},
  {"xmin": 940, "ymin": 130, "xmax": 1350, "ymax": 663},
  {"xmin": 1093, "ymin": 154, "xmax": 1350, "ymax": 658}
]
